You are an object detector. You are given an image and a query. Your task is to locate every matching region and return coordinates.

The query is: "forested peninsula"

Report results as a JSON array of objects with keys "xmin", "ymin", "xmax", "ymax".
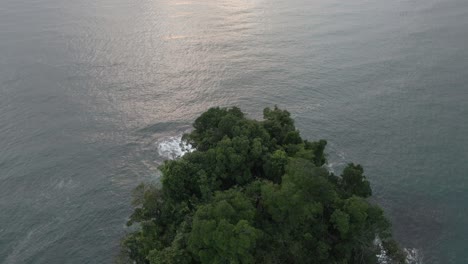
[{"xmin": 120, "ymin": 107, "xmax": 406, "ymax": 264}]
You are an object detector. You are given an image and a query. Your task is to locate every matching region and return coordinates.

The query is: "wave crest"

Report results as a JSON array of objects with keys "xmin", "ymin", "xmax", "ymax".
[
  {"xmin": 157, "ymin": 135, "xmax": 194, "ymax": 160},
  {"xmin": 375, "ymin": 236, "xmax": 423, "ymax": 264}
]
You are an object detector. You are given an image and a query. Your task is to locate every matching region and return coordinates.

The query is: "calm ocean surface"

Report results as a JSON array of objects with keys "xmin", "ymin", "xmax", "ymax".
[{"xmin": 0, "ymin": 0, "xmax": 467, "ymax": 263}]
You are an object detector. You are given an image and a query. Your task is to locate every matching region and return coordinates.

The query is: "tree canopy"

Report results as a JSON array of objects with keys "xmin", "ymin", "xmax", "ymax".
[{"xmin": 120, "ymin": 106, "xmax": 405, "ymax": 264}]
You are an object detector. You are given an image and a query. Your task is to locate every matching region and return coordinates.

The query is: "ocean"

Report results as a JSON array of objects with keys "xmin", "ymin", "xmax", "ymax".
[{"xmin": 0, "ymin": 0, "xmax": 467, "ymax": 263}]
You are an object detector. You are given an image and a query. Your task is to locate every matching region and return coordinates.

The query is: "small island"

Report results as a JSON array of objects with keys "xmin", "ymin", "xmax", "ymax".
[{"xmin": 120, "ymin": 106, "xmax": 405, "ymax": 264}]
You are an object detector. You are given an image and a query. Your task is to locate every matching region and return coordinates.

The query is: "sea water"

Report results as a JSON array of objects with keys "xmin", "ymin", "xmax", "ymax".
[{"xmin": 1, "ymin": 0, "xmax": 467, "ymax": 263}]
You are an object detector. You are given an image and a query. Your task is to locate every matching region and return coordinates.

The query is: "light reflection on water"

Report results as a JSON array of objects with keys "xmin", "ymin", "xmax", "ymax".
[{"xmin": 0, "ymin": 0, "xmax": 467, "ymax": 263}]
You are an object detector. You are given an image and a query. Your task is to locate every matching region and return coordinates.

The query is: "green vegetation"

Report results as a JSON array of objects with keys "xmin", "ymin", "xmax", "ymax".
[{"xmin": 121, "ymin": 106, "xmax": 405, "ymax": 264}]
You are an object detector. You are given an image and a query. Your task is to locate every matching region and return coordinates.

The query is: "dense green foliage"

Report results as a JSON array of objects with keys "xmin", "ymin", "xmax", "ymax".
[{"xmin": 121, "ymin": 107, "xmax": 405, "ymax": 264}]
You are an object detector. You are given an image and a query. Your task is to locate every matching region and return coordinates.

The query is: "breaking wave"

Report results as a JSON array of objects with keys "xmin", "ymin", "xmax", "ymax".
[
  {"xmin": 375, "ymin": 236, "xmax": 423, "ymax": 264},
  {"xmin": 404, "ymin": 248, "xmax": 423, "ymax": 264},
  {"xmin": 157, "ymin": 135, "xmax": 194, "ymax": 160}
]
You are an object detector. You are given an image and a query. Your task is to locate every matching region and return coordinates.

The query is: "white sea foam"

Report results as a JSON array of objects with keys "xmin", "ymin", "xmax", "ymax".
[
  {"xmin": 325, "ymin": 148, "xmax": 347, "ymax": 174},
  {"xmin": 375, "ymin": 236, "xmax": 391, "ymax": 264},
  {"xmin": 405, "ymin": 248, "xmax": 423, "ymax": 264},
  {"xmin": 157, "ymin": 135, "xmax": 194, "ymax": 160},
  {"xmin": 326, "ymin": 162, "xmax": 336, "ymax": 173},
  {"xmin": 375, "ymin": 236, "xmax": 423, "ymax": 264}
]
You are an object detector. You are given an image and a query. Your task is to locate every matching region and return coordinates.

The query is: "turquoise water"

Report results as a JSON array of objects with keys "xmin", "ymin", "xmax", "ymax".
[{"xmin": 0, "ymin": 0, "xmax": 467, "ymax": 263}]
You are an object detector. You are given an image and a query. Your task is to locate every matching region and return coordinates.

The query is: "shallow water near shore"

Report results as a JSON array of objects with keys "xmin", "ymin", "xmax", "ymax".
[{"xmin": 1, "ymin": 0, "xmax": 467, "ymax": 263}]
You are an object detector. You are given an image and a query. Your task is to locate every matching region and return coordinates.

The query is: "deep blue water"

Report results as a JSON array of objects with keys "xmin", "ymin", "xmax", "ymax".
[{"xmin": 0, "ymin": 0, "xmax": 467, "ymax": 263}]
